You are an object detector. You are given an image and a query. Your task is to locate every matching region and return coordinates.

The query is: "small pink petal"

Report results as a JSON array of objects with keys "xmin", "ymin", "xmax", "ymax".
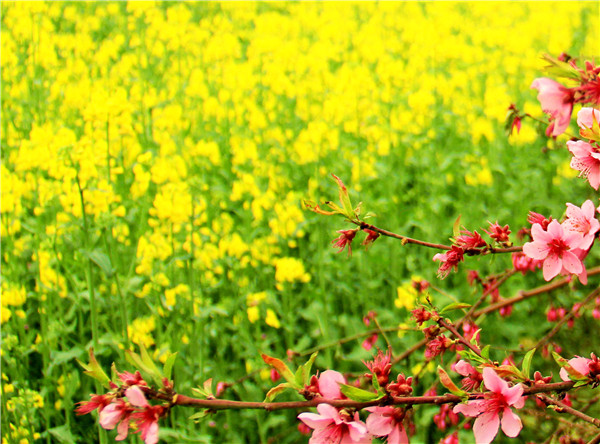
[
  {"xmin": 366, "ymin": 411, "xmax": 393, "ymax": 436},
  {"xmin": 318, "ymin": 370, "xmax": 345, "ymax": 399},
  {"xmin": 298, "ymin": 412, "xmax": 332, "ymax": 429},
  {"xmin": 501, "ymin": 407, "xmax": 523, "ymax": 438},
  {"xmin": 125, "ymin": 386, "xmax": 149, "ymax": 408},
  {"xmin": 482, "ymin": 367, "xmax": 508, "ymax": 393},
  {"xmin": 347, "ymin": 420, "xmax": 369, "ymax": 442},
  {"xmin": 116, "ymin": 419, "xmax": 130, "ymax": 441},
  {"xmin": 503, "ymin": 383, "xmax": 524, "ymax": 406},
  {"xmin": 473, "ymin": 411, "xmax": 500, "ymax": 444},
  {"xmin": 99, "ymin": 404, "xmax": 122, "ymax": 430},
  {"xmin": 577, "ymin": 107, "xmax": 600, "ymax": 129},
  {"xmin": 523, "ymin": 241, "xmax": 549, "ymax": 260},
  {"xmin": 455, "ymin": 360, "xmax": 475, "ymax": 377},
  {"xmin": 561, "ymin": 251, "xmax": 583, "ymax": 274},
  {"xmin": 453, "ymin": 400, "xmax": 484, "ymax": 417},
  {"xmin": 143, "ymin": 421, "xmax": 159, "ymax": 444},
  {"xmin": 543, "ymin": 254, "xmax": 562, "ymax": 281},
  {"xmin": 569, "ymin": 357, "xmax": 592, "ymax": 375},
  {"xmin": 388, "ymin": 424, "xmax": 409, "ymax": 444}
]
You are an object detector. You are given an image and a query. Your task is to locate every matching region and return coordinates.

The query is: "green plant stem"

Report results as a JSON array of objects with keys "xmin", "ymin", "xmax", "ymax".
[{"xmin": 75, "ymin": 173, "xmax": 106, "ymax": 444}]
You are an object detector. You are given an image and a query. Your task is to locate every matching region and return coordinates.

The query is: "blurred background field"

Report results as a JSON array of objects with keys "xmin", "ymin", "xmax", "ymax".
[{"xmin": 1, "ymin": 2, "xmax": 599, "ymax": 443}]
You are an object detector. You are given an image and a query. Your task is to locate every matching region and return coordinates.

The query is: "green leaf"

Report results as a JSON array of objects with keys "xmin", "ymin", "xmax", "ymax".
[
  {"xmin": 139, "ymin": 343, "xmax": 163, "ymax": 384},
  {"xmin": 338, "ymin": 383, "xmax": 380, "ymax": 402},
  {"xmin": 264, "ymin": 382, "xmax": 296, "ymax": 402},
  {"xmin": 331, "ymin": 174, "xmax": 355, "ymax": 220},
  {"xmin": 77, "ymin": 348, "xmax": 110, "ymax": 388},
  {"xmin": 48, "ymin": 347, "xmax": 85, "ymax": 374},
  {"xmin": 261, "ymin": 354, "xmax": 300, "ymax": 388},
  {"xmin": 81, "ymin": 250, "xmax": 114, "ymax": 277},
  {"xmin": 189, "ymin": 410, "xmax": 211, "ymax": 422},
  {"xmin": 47, "ymin": 425, "xmax": 77, "ymax": 444},
  {"xmin": 191, "ymin": 379, "xmax": 214, "ymax": 399},
  {"xmin": 480, "ymin": 345, "xmax": 491, "ymax": 360},
  {"xmin": 162, "ymin": 351, "xmax": 178, "ymax": 381},
  {"xmin": 437, "ymin": 366, "xmax": 467, "ymax": 396},
  {"xmin": 439, "ymin": 302, "xmax": 471, "ymax": 314},
  {"xmin": 522, "ymin": 348, "xmax": 535, "ymax": 380},
  {"xmin": 295, "ymin": 352, "xmax": 318, "ymax": 387},
  {"xmin": 452, "ymin": 215, "xmax": 462, "ymax": 239}
]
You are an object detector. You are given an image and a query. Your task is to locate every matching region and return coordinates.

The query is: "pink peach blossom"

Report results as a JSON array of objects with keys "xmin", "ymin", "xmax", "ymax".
[
  {"xmin": 365, "ymin": 406, "xmax": 409, "ymax": 444},
  {"xmin": 453, "ymin": 368, "xmax": 525, "ymax": 444},
  {"xmin": 563, "ymin": 200, "xmax": 600, "ymax": 250},
  {"xmin": 559, "ymin": 356, "xmax": 592, "ymax": 382},
  {"xmin": 567, "ymin": 140, "xmax": 600, "ymax": 190},
  {"xmin": 576, "ymin": 107, "xmax": 600, "ymax": 130},
  {"xmin": 531, "ymin": 77, "xmax": 574, "ymax": 136},
  {"xmin": 99, "ymin": 399, "xmax": 133, "ymax": 441},
  {"xmin": 318, "ymin": 370, "xmax": 346, "ymax": 399},
  {"xmin": 298, "ymin": 403, "xmax": 371, "ymax": 444},
  {"xmin": 522, "ymin": 220, "xmax": 584, "ymax": 281},
  {"xmin": 126, "ymin": 386, "xmax": 163, "ymax": 444}
]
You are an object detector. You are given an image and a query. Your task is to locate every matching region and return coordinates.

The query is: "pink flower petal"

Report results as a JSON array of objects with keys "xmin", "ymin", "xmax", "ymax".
[
  {"xmin": 116, "ymin": 419, "xmax": 130, "ymax": 441},
  {"xmin": 318, "ymin": 370, "xmax": 345, "ymax": 399},
  {"xmin": 482, "ymin": 367, "xmax": 508, "ymax": 393},
  {"xmin": 473, "ymin": 410, "xmax": 500, "ymax": 444},
  {"xmin": 531, "ymin": 223, "xmax": 552, "ymax": 243},
  {"xmin": 142, "ymin": 420, "xmax": 159, "ymax": 444},
  {"xmin": 125, "ymin": 386, "xmax": 149, "ymax": 408},
  {"xmin": 454, "ymin": 360, "xmax": 475, "ymax": 377},
  {"xmin": 543, "ymin": 254, "xmax": 562, "ymax": 281},
  {"xmin": 569, "ymin": 357, "xmax": 592, "ymax": 375},
  {"xmin": 298, "ymin": 412, "xmax": 333, "ymax": 429},
  {"xmin": 503, "ymin": 383, "xmax": 524, "ymax": 406},
  {"xmin": 366, "ymin": 411, "xmax": 393, "ymax": 436},
  {"xmin": 561, "ymin": 250, "xmax": 583, "ymax": 274},
  {"xmin": 523, "ymin": 241, "xmax": 549, "ymax": 260},
  {"xmin": 99, "ymin": 404, "xmax": 122, "ymax": 430},
  {"xmin": 453, "ymin": 400, "xmax": 484, "ymax": 417},
  {"xmin": 501, "ymin": 407, "xmax": 523, "ymax": 438},
  {"xmin": 389, "ymin": 424, "xmax": 409, "ymax": 444},
  {"xmin": 577, "ymin": 107, "xmax": 600, "ymax": 130},
  {"xmin": 567, "ymin": 140, "xmax": 594, "ymax": 158},
  {"xmin": 347, "ymin": 420, "xmax": 369, "ymax": 442}
]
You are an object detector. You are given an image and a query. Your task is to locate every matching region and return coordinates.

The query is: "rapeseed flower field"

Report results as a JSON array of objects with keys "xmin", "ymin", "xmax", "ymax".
[{"xmin": 1, "ymin": 2, "xmax": 598, "ymax": 442}]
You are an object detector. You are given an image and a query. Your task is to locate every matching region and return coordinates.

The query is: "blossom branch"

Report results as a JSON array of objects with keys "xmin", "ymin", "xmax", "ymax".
[
  {"xmin": 174, "ymin": 380, "xmax": 580, "ymax": 411},
  {"xmin": 473, "ymin": 266, "xmax": 600, "ymax": 318},
  {"xmin": 533, "ymin": 286, "xmax": 600, "ymax": 351},
  {"xmin": 536, "ymin": 393, "xmax": 600, "ymax": 429},
  {"xmin": 437, "ymin": 318, "xmax": 482, "ymax": 357}
]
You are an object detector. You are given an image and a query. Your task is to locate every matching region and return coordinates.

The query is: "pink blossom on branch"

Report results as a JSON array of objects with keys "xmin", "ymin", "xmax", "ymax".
[
  {"xmin": 522, "ymin": 220, "xmax": 584, "ymax": 281},
  {"xmin": 365, "ymin": 406, "xmax": 409, "ymax": 444},
  {"xmin": 317, "ymin": 370, "xmax": 346, "ymax": 399},
  {"xmin": 99, "ymin": 399, "xmax": 134, "ymax": 441},
  {"xmin": 453, "ymin": 368, "xmax": 525, "ymax": 444},
  {"xmin": 298, "ymin": 403, "xmax": 371, "ymax": 444},
  {"xmin": 531, "ymin": 77, "xmax": 574, "ymax": 136},
  {"xmin": 126, "ymin": 386, "xmax": 164, "ymax": 444},
  {"xmin": 433, "ymin": 246, "xmax": 464, "ymax": 279},
  {"xmin": 332, "ymin": 229, "xmax": 359, "ymax": 256},
  {"xmin": 567, "ymin": 139, "xmax": 600, "ymax": 190},
  {"xmin": 562, "ymin": 199, "xmax": 600, "ymax": 250}
]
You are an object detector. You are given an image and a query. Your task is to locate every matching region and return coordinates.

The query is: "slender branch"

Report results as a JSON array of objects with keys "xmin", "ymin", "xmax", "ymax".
[
  {"xmin": 357, "ymin": 222, "xmax": 451, "ymax": 250},
  {"xmin": 537, "ymin": 393, "xmax": 600, "ymax": 429},
  {"xmin": 438, "ymin": 318, "xmax": 481, "ymax": 357},
  {"xmin": 473, "ymin": 266, "xmax": 600, "ymax": 317},
  {"xmin": 533, "ymin": 287, "xmax": 600, "ymax": 351},
  {"xmin": 174, "ymin": 380, "xmax": 579, "ymax": 411},
  {"xmin": 356, "ymin": 222, "xmax": 522, "ymax": 255}
]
